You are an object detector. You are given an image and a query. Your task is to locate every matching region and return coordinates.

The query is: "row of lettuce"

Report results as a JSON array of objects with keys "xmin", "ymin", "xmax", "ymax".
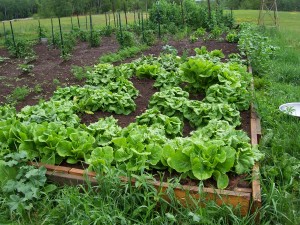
[{"xmin": 0, "ymin": 45, "xmax": 263, "ymax": 189}]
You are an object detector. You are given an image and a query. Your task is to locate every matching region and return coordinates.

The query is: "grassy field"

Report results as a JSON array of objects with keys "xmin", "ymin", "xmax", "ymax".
[{"xmin": 0, "ymin": 12, "xmax": 138, "ymax": 45}]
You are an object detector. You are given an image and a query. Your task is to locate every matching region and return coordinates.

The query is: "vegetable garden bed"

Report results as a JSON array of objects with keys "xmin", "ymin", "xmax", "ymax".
[
  {"xmin": 1, "ymin": 38, "xmax": 263, "ymax": 216},
  {"xmin": 30, "ymin": 108, "xmax": 261, "ymax": 216},
  {"xmin": 19, "ymin": 51, "xmax": 261, "ymax": 215}
]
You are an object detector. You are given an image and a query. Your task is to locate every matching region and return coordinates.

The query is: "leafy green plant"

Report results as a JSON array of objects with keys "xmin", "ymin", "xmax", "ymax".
[
  {"xmin": 37, "ymin": 25, "xmax": 48, "ymax": 39},
  {"xmin": 136, "ymin": 108, "xmax": 183, "ymax": 138},
  {"xmin": 189, "ymin": 35, "xmax": 198, "ymax": 43},
  {"xmin": 226, "ymin": 30, "xmax": 239, "ymax": 43},
  {"xmin": 194, "ymin": 27, "xmax": 206, "ymax": 37},
  {"xmin": 0, "ymin": 56, "xmax": 9, "ymax": 63},
  {"xmin": 99, "ymin": 45, "xmax": 148, "ymax": 63},
  {"xmin": 33, "ymin": 84, "xmax": 43, "ymax": 93},
  {"xmin": 6, "ymin": 86, "xmax": 30, "ymax": 103},
  {"xmin": 0, "ymin": 151, "xmax": 56, "ymax": 217},
  {"xmin": 162, "ymin": 45, "xmax": 178, "ymax": 55},
  {"xmin": 100, "ymin": 25, "xmax": 115, "ymax": 36},
  {"xmin": 89, "ymin": 30, "xmax": 101, "ymax": 47},
  {"xmin": 142, "ymin": 30, "xmax": 156, "ymax": 46},
  {"xmin": 5, "ymin": 39, "xmax": 35, "ymax": 58},
  {"xmin": 17, "ymin": 63, "xmax": 34, "ymax": 74},
  {"xmin": 53, "ymin": 78, "xmax": 60, "ymax": 86},
  {"xmin": 238, "ymin": 23, "xmax": 279, "ymax": 76},
  {"xmin": 209, "ymin": 26, "xmax": 223, "ymax": 40},
  {"xmin": 71, "ymin": 65, "xmax": 91, "ymax": 81},
  {"xmin": 116, "ymin": 30, "xmax": 136, "ymax": 48}
]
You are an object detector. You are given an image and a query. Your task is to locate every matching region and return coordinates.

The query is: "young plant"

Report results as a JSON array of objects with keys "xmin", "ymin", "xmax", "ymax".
[
  {"xmin": 17, "ymin": 64, "xmax": 34, "ymax": 74},
  {"xmin": 89, "ymin": 30, "xmax": 101, "ymax": 47},
  {"xmin": 6, "ymin": 86, "xmax": 30, "ymax": 103}
]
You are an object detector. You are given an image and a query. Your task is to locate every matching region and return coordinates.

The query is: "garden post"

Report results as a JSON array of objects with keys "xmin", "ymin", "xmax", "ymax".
[
  {"xmin": 9, "ymin": 21, "xmax": 17, "ymax": 55},
  {"xmin": 58, "ymin": 17, "xmax": 65, "ymax": 56},
  {"xmin": 77, "ymin": 14, "xmax": 80, "ymax": 28},
  {"xmin": 51, "ymin": 18, "xmax": 55, "ymax": 46}
]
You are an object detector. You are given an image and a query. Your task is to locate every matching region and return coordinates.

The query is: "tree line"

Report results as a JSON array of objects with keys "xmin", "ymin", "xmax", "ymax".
[{"xmin": 0, "ymin": 0, "xmax": 299, "ymax": 21}]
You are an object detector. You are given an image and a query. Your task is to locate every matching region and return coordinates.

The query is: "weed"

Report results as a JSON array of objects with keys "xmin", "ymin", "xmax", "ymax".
[
  {"xmin": 6, "ymin": 86, "xmax": 30, "ymax": 103},
  {"xmin": 0, "ymin": 56, "xmax": 9, "ymax": 63},
  {"xmin": 162, "ymin": 45, "xmax": 178, "ymax": 55},
  {"xmin": 33, "ymin": 84, "xmax": 43, "ymax": 93},
  {"xmin": 53, "ymin": 78, "xmax": 60, "ymax": 86},
  {"xmin": 189, "ymin": 35, "xmax": 198, "ymax": 43},
  {"xmin": 71, "ymin": 65, "xmax": 91, "ymax": 81},
  {"xmin": 17, "ymin": 63, "xmax": 34, "ymax": 74}
]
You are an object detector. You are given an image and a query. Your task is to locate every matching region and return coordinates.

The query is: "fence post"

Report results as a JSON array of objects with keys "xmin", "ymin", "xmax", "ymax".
[
  {"xmin": 51, "ymin": 18, "xmax": 55, "ymax": 46},
  {"xmin": 77, "ymin": 14, "xmax": 80, "ymax": 28},
  {"xmin": 108, "ymin": 12, "xmax": 111, "ymax": 26},
  {"xmin": 71, "ymin": 16, "xmax": 74, "ymax": 30},
  {"xmin": 142, "ymin": 12, "xmax": 145, "ymax": 42},
  {"xmin": 2, "ymin": 22, "xmax": 7, "ymax": 42},
  {"xmin": 89, "ymin": 12, "xmax": 93, "ymax": 44},
  {"xmin": 124, "ymin": 1, "xmax": 128, "ymax": 26},
  {"xmin": 118, "ymin": 12, "xmax": 123, "ymax": 41},
  {"xmin": 105, "ymin": 12, "xmax": 108, "ymax": 26},
  {"xmin": 85, "ymin": 15, "xmax": 88, "ymax": 30},
  {"xmin": 180, "ymin": 0, "xmax": 185, "ymax": 26},
  {"xmin": 134, "ymin": 10, "xmax": 136, "ymax": 24},
  {"xmin": 9, "ymin": 21, "xmax": 17, "ymax": 56},
  {"xmin": 38, "ymin": 19, "xmax": 42, "ymax": 39},
  {"xmin": 138, "ymin": 11, "xmax": 141, "ymax": 27},
  {"xmin": 58, "ymin": 17, "xmax": 65, "ymax": 56}
]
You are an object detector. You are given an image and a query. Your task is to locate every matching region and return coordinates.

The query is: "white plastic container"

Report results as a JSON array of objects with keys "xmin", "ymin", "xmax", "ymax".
[{"xmin": 279, "ymin": 102, "xmax": 300, "ymax": 117}]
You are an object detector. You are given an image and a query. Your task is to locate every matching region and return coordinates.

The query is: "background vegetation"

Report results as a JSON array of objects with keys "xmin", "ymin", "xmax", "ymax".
[{"xmin": 0, "ymin": 0, "xmax": 299, "ymax": 21}]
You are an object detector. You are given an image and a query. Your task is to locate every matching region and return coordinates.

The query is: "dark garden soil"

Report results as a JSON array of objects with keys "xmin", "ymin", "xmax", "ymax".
[{"xmin": 0, "ymin": 36, "xmax": 251, "ymax": 190}]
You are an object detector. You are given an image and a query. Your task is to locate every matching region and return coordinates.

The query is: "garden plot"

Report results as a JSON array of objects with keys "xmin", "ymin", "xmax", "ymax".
[{"xmin": 0, "ymin": 38, "xmax": 262, "ymax": 215}]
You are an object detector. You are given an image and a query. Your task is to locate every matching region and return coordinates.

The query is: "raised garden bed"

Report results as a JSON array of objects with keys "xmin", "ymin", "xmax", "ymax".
[
  {"xmin": 1, "ymin": 39, "xmax": 262, "ymax": 216},
  {"xmin": 30, "ymin": 106, "xmax": 262, "ymax": 216}
]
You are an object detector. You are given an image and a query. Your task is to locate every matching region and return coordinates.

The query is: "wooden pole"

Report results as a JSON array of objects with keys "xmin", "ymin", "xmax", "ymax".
[
  {"xmin": 2, "ymin": 22, "xmax": 7, "ymax": 42},
  {"xmin": 58, "ymin": 17, "xmax": 65, "ymax": 55},
  {"xmin": 77, "ymin": 14, "xmax": 80, "ymax": 28},
  {"xmin": 9, "ymin": 21, "xmax": 17, "ymax": 55},
  {"xmin": 51, "ymin": 18, "xmax": 55, "ymax": 46}
]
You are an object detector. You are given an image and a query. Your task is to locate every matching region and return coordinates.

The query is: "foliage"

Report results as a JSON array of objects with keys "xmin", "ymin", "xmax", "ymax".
[
  {"xmin": 116, "ymin": 30, "xmax": 136, "ymax": 48},
  {"xmin": 71, "ymin": 65, "xmax": 92, "ymax": 81},
  {"xmin": 226, "ymin": 30, "xmax": 239, "ymax": 43},
  {"xmin": 142, "ymin": 29, "xmax": 156, "ymax": 46},
  {"xmin": 88, "ymin": 30, "xmax": 101, "ymax": 47},
  {"xmin": 17, "ymin": 99, "xmax": 80, "ymax": 126},
  {"xmin": 5, "ymin": 39, "xmax": 35, "ymax": 58},
  {"xmin": 238, "ymin": 23, "xmax": 278, "ymax": 76},
  {"xmin": 17, "ymin": 63, "xmax": 34, "ymax": 74},
  {"xmin": 6, "ymin": 86, "xmax": 30, "ymax": 104},
  {"xmin": 99, "ymin": 45, "xmax": 148, "ymax": 63},
  {"xmin": 136, "ymin": 108, "xmax": 183, "ymax": 138},
  {"xmin": 0, "ymin": 151, "xmax": 56, "ymax": 217}
]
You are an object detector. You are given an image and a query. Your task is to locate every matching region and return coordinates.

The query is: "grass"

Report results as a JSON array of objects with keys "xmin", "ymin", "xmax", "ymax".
[{"xmin": 232, "ymin": 10, "xmax": 300, "ymax": 225}]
